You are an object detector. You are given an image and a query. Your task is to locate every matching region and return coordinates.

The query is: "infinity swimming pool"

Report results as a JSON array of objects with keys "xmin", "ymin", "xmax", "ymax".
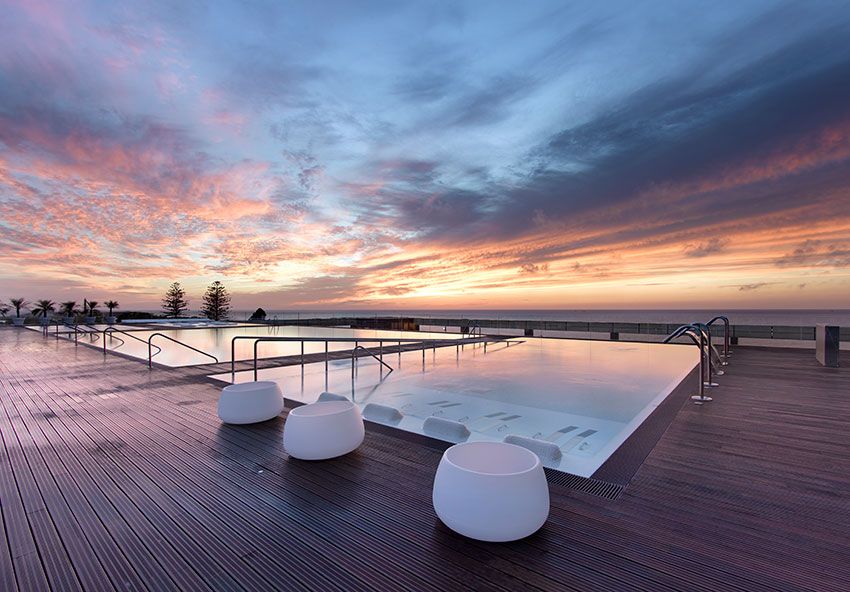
[
  {"xmin": 76, "ymin": 324, "xmax": 463, "ymax": 366},
  {"xmin": 212, "ymin": 337, "xmax": 698, "ymax": 477}
]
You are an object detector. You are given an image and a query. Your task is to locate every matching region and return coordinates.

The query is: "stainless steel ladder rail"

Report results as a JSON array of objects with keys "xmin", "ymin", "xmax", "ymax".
[
  {"xmin": 663, "ymin": 324, "xmax": 712, "ymax": 403},
  {"xmin": 706, "ymin": 315, "xmax": 731, "ymax": 361},
  {"xmin": 351, "ymin": 345, "xmax": 394, "ymax": 380},
  {"xmin": 77, "ymin": 323, "xmax": 103, "ymax": 341},
  {"xmin": 103, "ymin": 327, "xmax": 162, "ymax": 357},
  {"xmin": 691, "ymin": 322, "xmax": 724, "ymax": 386},
  {"xmin": 47, "ymin": 319, "xmax": 78, "ymax": 342},
  {"xmin": 228, "ymin": 335, "xmax": 490, "ymax": 380},
  {"xmin": 147, "ymin": 332, "xmax": 219, "ymax": 368},
  {"xmin": 56, "ymin": 322, "xmax": 91, "ymax": 346},
  {"xmin": 61, "ymin": 323, "xmax": 98, "ymax": 342},
  {"xmin": 251, "ymin": 336, "xmax": 411, "ymax": 381}
]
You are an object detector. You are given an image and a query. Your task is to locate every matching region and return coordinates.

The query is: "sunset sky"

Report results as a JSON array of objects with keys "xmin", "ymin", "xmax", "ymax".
[{"xmin": 1, "ymin": 0, "xmax": 849, "ymax": 310}]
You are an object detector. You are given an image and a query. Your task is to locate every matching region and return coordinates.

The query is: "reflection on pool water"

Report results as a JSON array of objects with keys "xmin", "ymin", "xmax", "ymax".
[
  {"xmin": 211, "ymin": 338, "xmax": 698, "ymax": 477},
  {"xmin": 88, "ymin": 324, "xmax": 463, "ymax": 366}
]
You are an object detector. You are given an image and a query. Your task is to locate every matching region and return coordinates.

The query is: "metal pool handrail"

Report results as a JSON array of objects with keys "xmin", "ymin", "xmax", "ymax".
[
  {"xmin": 252, "ymin": 336, "xmax": 489, "ymax": 381},
  {"xmin": 103, "ymin": 327, "xmax": 162, "ymax": 357},
  {"xmin": 691, "ymin": 322, "xmax": 725, "ymax": 386},
  {"xmin": 230, "ymin": 335, "xmax": 491, "ymax": 379},
  {"xmin": 50, "ymin": 321, "xmax": 83, "ymax": 344},
  {"xmin": 147, "ymin": 332, "xmax": 219, "ymax": 368},
  {"xmin": 77, "ymin": 323, "xmax": 104, "ymax": 341},
  {"xmin": 663, "ymin": 324, "xmax": 711, "ymax": 403},
  {"xmin": 352, "ymin": 345, "xmax": 394, "ymax": 374},
  {"xmin": 706, "ymin": 315, "xmax": 731, "ymax": 359}
]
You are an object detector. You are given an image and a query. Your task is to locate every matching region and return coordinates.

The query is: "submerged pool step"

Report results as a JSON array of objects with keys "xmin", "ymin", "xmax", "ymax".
[
  {"xmin": 363, "ymin": 403, "xmax": 403, "ymax": 425},
  {"xmin": 423, "ymin": 417, "xmax": 470, "ymax": 442},
  {"xmin": 503, "ymin": 434, "xmax": 563, "ymax": 468}
]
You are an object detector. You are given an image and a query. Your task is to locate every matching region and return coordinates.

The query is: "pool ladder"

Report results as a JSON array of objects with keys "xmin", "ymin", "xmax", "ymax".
[{"xmin": 664, "ymin": 318, "xmax": 732, "ymax": 404}]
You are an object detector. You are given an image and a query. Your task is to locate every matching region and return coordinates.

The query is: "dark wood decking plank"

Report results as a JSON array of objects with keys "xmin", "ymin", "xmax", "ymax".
[
  {"xmin": 12, "ymin": 376, "xmax": 214, "ymax": 592},
  {"xmin": 0, "ymin": 375, "xmax": 115, "ymax": 591},
  {"xmin": 4, "ymin": 372, "xmax": 158, "ymax": 592},
  {"xmin": 0, "ymin": 411, "xmax": 48, "ymax": 592},
  {"xmin": 0, "ymin": 499, "xmax": 18, "ymax": 592},
  {"xmin": 23, "ymin": 370, "xmax": 308, "ymax": 592},
  {"xmin": 0, "ymin": 363, "xmax": 88, "ymax": 592}
]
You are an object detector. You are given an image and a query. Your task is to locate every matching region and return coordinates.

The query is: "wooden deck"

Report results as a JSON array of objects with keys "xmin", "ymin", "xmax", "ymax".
[{"xmin": 1, "ymin": 327, "xmax": 848, "ymax": 591}]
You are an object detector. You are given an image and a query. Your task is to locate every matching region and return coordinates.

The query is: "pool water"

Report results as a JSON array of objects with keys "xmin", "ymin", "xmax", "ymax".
[
  {"xmin": 211, "ymin": 337, "xmax": 698, "ymax": 477},
  {"xmin": 88, "ymin": 324, "xmax": 463, "ymax": 366}
]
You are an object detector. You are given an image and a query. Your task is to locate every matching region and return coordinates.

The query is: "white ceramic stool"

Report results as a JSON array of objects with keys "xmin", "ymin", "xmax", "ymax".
[
  {"xmin": 217, "ymin": 381, "xmax": 284, "ymax": 424},
  {"xmin": 432, "ymin": 441, "xmax": 549, "ymax": 542},
  {"xmin": 283, "ymin": 400, "xmax": 364, "ymax": 460}
]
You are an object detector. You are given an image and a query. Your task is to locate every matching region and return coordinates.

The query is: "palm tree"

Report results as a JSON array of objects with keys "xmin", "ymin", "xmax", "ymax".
[
  {"xmin": 60, "ymin": 301, "xmax": 77, "ymax": 323},
  {"xmin": 31, "ymin": 299, "xmax": 56, "ymax": 320},
  {"xmin": 9, "ymin": 298, "xmax": 28, "ymax": 319},
  {"xmin": 0, "ymin": 306, "xmax": 9, "ymax": 318},
  {"xmin": 105, "ymin": 300, "xmax": 119, "ymax": 316},
  {"xmin": 86, "ymin": 300, "xmax": 99, "ymax": 319}
]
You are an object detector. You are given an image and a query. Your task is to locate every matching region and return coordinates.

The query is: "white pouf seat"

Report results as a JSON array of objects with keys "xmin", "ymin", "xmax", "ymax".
[
  {"xmin": 283, "ymin": 400, "xmax": 364, "ymax": 460},
  {"xmin": 218, "ymin": 381, "xmax": 284, "ymax": 425},
  {"xmin": 432, "ymin": 441, "xmax": 549, "ymax": 542}
]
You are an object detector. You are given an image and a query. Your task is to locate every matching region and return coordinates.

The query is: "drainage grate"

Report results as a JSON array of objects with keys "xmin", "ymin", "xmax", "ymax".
[{"xmin": 544, "ymin": 467, "xmax": 624, "ymax": 500}]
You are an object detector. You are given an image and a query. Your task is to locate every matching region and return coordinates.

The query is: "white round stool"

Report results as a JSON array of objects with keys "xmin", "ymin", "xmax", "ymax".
[
  {"xmin": 217, "ymin": 381, "xmax": 284, "ymax": 425},
  {"xmin": 432, "ymin": 441, "xmax": 549, "ymax": 542},
  {"xmin": 283, "ymin": 400, "xmax": 364, "ymax": 460}
]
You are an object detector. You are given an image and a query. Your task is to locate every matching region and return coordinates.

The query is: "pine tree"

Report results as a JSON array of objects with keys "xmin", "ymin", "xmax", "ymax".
[
  {"xmin": 201, "ymin": 281, "xmax": 231, "ymax": 321},
  {"xmin": 162, "ymin": 282, "xmax": 189, "ymax": 317}
]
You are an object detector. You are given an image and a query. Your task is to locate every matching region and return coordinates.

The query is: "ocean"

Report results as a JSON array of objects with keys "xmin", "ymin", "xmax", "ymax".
[{"xmin": 227, "ymin": 309, "xmax": 850, "ymax": 326}]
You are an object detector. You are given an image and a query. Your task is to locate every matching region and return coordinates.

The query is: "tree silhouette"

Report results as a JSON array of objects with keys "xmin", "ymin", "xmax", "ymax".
[
  {"xmin": 162, "ymin": 282, "xmax": 189, "ymax": 318},
  {"xmin": 9, "ymin": 298, "xmax": 28, "ymax": 318},
  {"xmin": 60, "ymin": 301, "xmax": 77, "ymax": 318},
  {"xmin": 32, "ymin": 299, "xmax": 56, "ymax": 319},
  {"xmin": 201, "ymin": 281, "xmax": 231, "ymax": 321},
  {"xmin": 105, "ymin": 300, "xmax": 119, "ymax": 316}
]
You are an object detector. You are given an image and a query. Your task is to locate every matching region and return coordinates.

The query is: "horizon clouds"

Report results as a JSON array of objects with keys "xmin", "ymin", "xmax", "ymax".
[{"xmin": 1, "ymin": 0, "xmax": 850, "ymax": 309}]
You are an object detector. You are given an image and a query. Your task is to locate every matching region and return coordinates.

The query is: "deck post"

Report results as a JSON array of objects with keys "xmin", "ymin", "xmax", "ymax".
[{"xmin": 816, "ymin": 325, "xmax": 840, "ymax": 368}]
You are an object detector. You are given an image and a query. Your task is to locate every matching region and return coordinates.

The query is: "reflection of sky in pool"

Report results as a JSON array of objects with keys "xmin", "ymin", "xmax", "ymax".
[
  {"xmin": 88, "ymin": 324, "xmax": 462, "ymax": 366},
  {"xmin": 211, "ymin": 338, "xmax": 698, "ymax": 477}
]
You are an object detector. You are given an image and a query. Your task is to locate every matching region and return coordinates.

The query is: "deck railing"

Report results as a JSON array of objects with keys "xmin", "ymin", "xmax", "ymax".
[{"xmin": 272, "ymin": 316, "xmax": 844, "ymax": 343}]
